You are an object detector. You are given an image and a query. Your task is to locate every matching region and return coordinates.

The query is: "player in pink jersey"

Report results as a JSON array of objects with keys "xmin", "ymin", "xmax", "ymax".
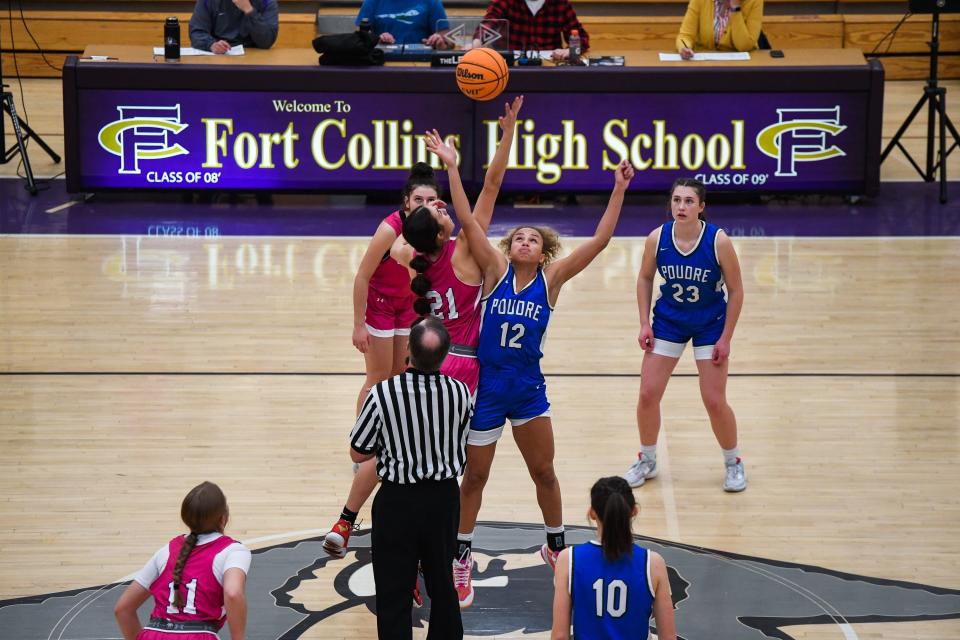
[
  {"xmin": 323, "ymin": 97, "xmax": 524, "ymax": 570},
  {"xmin": 352, "ymin": 163, "xmax": 440, "ymax": 412},
  {"xmin": 398, "ymin": 95, "xmax": 526, "ymax": 394},
  {"xmin": 114, "ymin": 481, "xmax": 250, "ymax": 640},
  {"xmin": 326, "ymin": 165, "xmax": 442, "ymax": 607}
]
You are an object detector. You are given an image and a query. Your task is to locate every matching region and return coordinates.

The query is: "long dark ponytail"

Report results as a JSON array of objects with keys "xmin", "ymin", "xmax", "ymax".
[
  {"xmin": 590, "ymin": 476, "xmax": 637, "ymax": 562},
  {"xmin": 403, "ymin": 206, "xmax": 444, "ymax": 317},
  {"xmin": 171, "ymin": 481, "xmax": 228, "ymax": 609}
]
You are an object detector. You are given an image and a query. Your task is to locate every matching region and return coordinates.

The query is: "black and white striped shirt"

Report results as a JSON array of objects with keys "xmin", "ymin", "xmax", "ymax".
[{"xmin": 350, "ymin": 369, "xmax": 472, "ymax": 484}]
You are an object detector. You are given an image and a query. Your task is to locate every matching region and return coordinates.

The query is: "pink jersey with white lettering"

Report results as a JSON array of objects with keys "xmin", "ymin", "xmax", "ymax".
[
  {"xmin": 368, "ymin": 211, "xmax": 412, "ymax": 298},
  {"xmin": 148, "ymin": 534, "xmax": 236, "ymax": 628},
  {"xmin": 422, "ymin": 239, "xmax": 482, "ymax": 348}
]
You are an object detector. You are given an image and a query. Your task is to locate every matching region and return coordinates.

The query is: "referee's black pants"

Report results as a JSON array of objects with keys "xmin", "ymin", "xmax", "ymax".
[{"xmin": 372, "ymin": 478, "xmax": 463, "ymax": 640}]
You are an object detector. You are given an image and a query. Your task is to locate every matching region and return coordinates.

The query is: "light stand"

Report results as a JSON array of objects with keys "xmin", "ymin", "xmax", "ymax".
[
  {"xmin": 1, "ymin": 27, "xmax": 61, "ymax": 195},
  {"xmin": 880, "ymin": 2, "xmax": 960, "ymax": 204}
]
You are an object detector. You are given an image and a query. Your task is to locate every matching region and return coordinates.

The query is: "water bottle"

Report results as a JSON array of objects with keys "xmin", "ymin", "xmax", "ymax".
[
  {"xmin": 358, "ymin": 18, "xmax": 372, "ymax": 34},
  {"xmin": 568, "ymin": 29, "xmax": 581, "ymax": 65},
  {"xmin": 164, "ymin": 17, "xmax": 181, "ymax": 60}
]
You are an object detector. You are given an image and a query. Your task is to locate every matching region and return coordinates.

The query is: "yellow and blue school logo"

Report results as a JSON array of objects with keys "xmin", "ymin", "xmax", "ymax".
[
  {"xmin": 756, "ymin": 107, "xmax": 846, "ymax": 177},
  {"xmin": 97, "ymin": 105, "xmax": 189, "ymax": 175}
]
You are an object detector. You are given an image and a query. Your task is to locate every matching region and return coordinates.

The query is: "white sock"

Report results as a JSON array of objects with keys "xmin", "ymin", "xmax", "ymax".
[
  {"xmin": 640, "ymin": 444, "xmax": 658, "ymax": 462},
  {"xmin": 722, "ymin": 447, "xmax": 740, "ymax": 465}
]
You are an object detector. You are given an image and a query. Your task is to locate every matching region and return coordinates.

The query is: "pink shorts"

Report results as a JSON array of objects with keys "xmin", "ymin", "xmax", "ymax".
[
  {"xmin": 365, "ymin": 291, "xmax": 416, "ymax": 337},
  {"xmin": 441, "ymin": 353, "xmax": 479, "ymax": 395},
  {"xmin": 138, "ymin": 630, "xmax": 218, "ymax": 640}
]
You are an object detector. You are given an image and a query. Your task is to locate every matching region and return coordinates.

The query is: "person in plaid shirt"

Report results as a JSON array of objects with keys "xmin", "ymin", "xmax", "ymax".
[{"xmin": 481, "ymin": 0, "xmax": 589, "ymax": 60}]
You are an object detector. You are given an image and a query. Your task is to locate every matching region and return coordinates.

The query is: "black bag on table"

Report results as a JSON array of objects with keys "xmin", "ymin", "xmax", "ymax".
[{"xmin": 311, "ymin": 31, "xmax": 385, "ymax": 66}]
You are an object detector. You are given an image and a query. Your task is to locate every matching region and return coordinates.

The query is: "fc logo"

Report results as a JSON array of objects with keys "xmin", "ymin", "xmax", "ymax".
[
  {"xmin": 97, "ymin": 105, "xmax": 189, "ymax": 175},
  {"xmin": 756, "ymin": 107, "xmax": 846, "ymax": 177}
]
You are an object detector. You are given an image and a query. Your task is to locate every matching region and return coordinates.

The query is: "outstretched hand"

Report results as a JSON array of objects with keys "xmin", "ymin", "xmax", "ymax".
[
  {"xmin": 498, "ymin": 95, "xmax": 524, "ymax": 133},
  {"xmin": 424, "ymin": 129, "xmax": 458, "ymax": 168},
  {"xmin": 614, "ymin": 159, "xmax": 635, "ymax": 189}
]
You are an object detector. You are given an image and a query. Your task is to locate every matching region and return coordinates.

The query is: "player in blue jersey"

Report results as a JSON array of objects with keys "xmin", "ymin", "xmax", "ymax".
[
  {"xmin": 551, "ymin": 476, "xmax": 676, "ymax": 640},
  {"xmin": 623, "ymin": 178, "xmax": 746, "ymax": 493},
  {"xmin": 426, "ymin": 123, "xmax": 636, "ymax": 607}
]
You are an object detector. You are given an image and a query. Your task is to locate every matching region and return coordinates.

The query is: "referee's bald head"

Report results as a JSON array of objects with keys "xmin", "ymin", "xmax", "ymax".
[{"xmin": 409, "ymin": 315, "xmax": 451, "ymax": 373}]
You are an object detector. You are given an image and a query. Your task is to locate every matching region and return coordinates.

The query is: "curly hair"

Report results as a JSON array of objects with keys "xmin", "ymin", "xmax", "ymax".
[{"xmin": 498, "ymin": 226, "xmax": 563, "ymax": 265}]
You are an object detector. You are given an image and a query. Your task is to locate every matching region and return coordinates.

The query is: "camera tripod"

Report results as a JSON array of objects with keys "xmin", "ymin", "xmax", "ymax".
[
  {"xmin": 880, "ymin": 10, "xmax": 960, "ymax": 204},
  {"xmin": 1, "ymin": 37, "xmax": 61, "ymax": 195}
]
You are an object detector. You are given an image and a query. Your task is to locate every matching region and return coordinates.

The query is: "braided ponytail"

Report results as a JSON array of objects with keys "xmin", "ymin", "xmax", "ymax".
[
  {"xmin": 171, "ymin": 532, "xmax": 199, "ymax": 609},
  {"xmin": 410, "ymin": 255, "xmax": 433, "ymax": 316},
  {"xmin": 171, "ymin": 481, "xmax": 228, "ymax": 609}
]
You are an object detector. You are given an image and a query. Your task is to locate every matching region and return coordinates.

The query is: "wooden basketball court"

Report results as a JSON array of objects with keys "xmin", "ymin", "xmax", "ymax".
[{"xmin": 0, "ymin": 76, "xmax": 959, "ymax": 639}]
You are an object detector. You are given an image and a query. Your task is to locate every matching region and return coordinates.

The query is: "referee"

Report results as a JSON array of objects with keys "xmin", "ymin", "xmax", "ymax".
[{"xmin": 350, "ymin": 315, "xmax": 471, "ymax": 640}]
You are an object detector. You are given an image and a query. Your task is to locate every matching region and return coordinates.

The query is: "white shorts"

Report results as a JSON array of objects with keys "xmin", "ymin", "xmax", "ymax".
[{"xmin": 652, "ymin": 338, "xmax": 714, "ymax": 361}]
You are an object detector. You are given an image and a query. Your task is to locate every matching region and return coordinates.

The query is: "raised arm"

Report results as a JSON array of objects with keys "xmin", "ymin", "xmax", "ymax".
[
  {"xmin": 425, "ymin": 129, "xmax": 506, "ymax": 282},
  {"xmin": 637, "ymin": 229, "xmax": 659, "ymax": 351},
  {"xmin": 545, "ymin": 160, "xmax": 634, "ymax": 302},
  {"xmin": 729, "ymin": 0, "xmax": 764, "ymax": 52},
  {"xmin": 239, "ymin": 0, "xmax": 279, "ymax": 49},
  {"xmin": 473, "ymin": 95, "xmax": 523, "ymax": 232},
  {"xmin": 712, "ymin": 230, "xmax": 744, "ymax": 364}
]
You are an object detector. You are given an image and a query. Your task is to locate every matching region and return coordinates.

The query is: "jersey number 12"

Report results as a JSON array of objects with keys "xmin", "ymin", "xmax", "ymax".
[{"xmin": 499, "ymin": 322, "xmax": 525, "ymax": 349}]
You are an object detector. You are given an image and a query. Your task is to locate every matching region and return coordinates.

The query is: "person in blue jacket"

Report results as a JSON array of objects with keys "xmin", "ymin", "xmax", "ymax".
[{"xmin": 356, "ymin": 0, "xmax": 449, "ymax": 46}]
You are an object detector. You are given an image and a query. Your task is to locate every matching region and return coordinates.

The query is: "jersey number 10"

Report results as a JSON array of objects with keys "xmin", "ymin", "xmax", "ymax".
[{"xmin": 592, "ymin": 578, "xmax": 628, "ymax": 618}]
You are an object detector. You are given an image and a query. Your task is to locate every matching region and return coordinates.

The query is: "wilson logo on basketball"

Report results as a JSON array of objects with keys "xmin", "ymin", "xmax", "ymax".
[{"xmin": 456, "ymin": 68, "xmax": 485, "ymax": 80}]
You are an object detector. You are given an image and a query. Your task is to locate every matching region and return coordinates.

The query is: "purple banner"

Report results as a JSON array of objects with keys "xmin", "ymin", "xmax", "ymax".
[
  {"xmin": 76, "ymin": 89, "xmax": 868, "ymax": 192},
  {"xmin": 79, "ymin": 90, "xmax": 472, "ymax": 190},
  {"xmin": 474, "ymin": 92, "xmax": 869, "ymax": 192}
]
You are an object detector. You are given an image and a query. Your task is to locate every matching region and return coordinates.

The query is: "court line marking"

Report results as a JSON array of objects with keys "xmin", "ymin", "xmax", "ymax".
[
  {"xmin": 1, "ymin": 372, "xmax": 957, "ymax": 377},
  {"xmin": 44, "ymin": 201, "xmax": 78, "ymax": 214}
]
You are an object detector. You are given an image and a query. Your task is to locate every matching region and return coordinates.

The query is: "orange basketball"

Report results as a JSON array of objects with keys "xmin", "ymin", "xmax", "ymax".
[{"xmin": 455, "ymin": 48, "xmax": 509, "ymax": 102}]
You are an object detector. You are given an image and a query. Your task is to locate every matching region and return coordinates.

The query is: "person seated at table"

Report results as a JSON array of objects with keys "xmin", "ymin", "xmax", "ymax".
[
  {"xmin": 356, "ymin": 0, "xmax": 450, "ymax": 47},
  {"xmin": 189, "ymin": 0, "xmax": 280, "ymax": 54},
  {"xmin": 676, "ymin": 0, "xmax": 762, "ymax": 59},
  {"xmin": 480, "ymin": 0, "xmax": 589, "ymax": 61}
]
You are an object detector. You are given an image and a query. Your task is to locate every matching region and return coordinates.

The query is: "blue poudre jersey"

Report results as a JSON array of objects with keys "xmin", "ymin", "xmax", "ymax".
[
  {"xmin": 652, "ymin": 221, "xmax": 727, "ymax": 330},
  {"xmin": 477, "ymin": 264, "xmax": 553, "ymax": 373},
  {"xmin": 571, "ymin": 541, "xmax": 655, "ymax": 639}
]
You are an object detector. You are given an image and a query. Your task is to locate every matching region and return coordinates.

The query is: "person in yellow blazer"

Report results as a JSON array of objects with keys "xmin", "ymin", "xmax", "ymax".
[{"xmin": 676, "ymin": 0, "xmax": 763, "ymax": 59}]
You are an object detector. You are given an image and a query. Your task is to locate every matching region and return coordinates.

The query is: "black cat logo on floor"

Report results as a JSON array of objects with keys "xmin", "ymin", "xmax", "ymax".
[{"xmin": 2, "ymin": 522, "xmax": 959, "ymax": 639}]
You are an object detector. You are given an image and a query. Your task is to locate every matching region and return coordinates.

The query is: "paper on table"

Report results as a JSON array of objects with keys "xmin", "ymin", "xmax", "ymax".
[
  {"xmin": 152, "ymin": 45, "xmax": 245, "ymax": 56},
  {"xmin": 659, "ymin": 52, "xmax": 750, "ymax": 61}
]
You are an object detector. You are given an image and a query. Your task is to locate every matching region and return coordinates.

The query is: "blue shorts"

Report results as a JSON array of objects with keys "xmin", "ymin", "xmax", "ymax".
[
  {"xmin": 471, "ymin": 369, "xmax": 551, "ymax": 437},
  {"xmin": 652, "ymin": 313, "xmax": 725, "ymax": 347}
]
